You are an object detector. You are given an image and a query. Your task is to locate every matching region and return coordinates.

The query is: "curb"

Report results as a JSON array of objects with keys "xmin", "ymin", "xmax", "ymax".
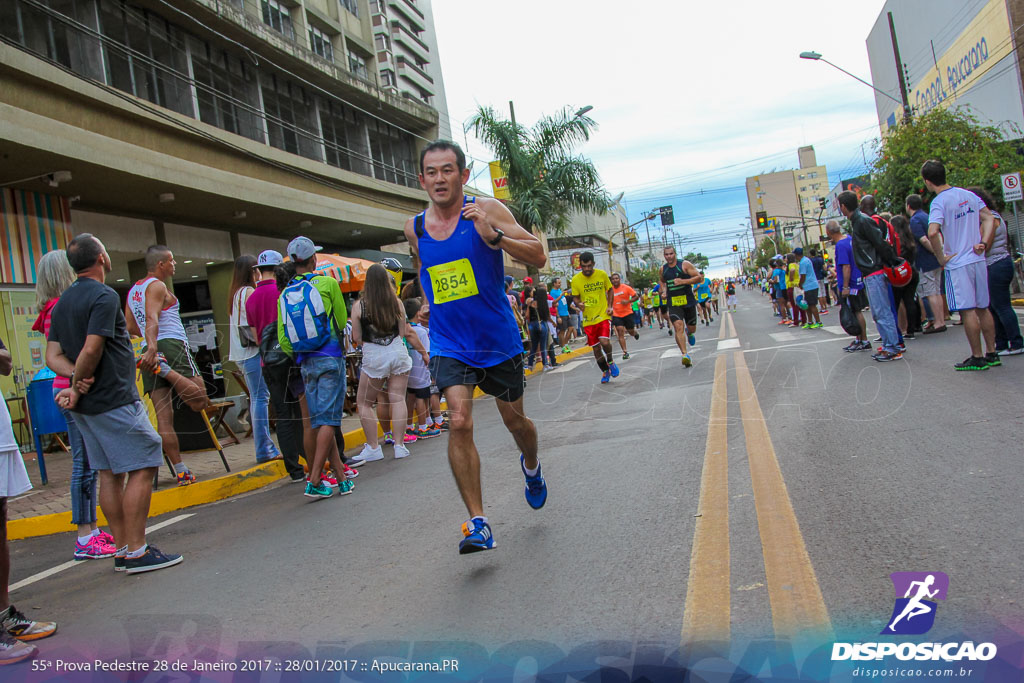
[{"xmin": 10, "ymin": 344, "xmax": 594, "ymax": 540}]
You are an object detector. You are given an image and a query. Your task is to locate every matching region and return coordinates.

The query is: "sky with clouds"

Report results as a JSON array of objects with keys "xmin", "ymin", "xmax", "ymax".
[{"xmin": 431, "ymin": 0, "xmax": 893, "ymax": 276}]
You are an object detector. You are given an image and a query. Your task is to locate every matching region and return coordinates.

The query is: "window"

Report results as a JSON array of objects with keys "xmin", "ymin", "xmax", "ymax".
[
  {"xmin": 367, "ymin": 117, "xmax": 417, "ymax": 187},
  {"xmin": 308, "ymin": 25, "xmax": 334, "ymax": 62},
  {"xmin": 190, "ymin": 36, "xmax": 262, "ymax": 141},
  {"xmin": 348, "ymin": 50, "xmax": 368, "ymax": 80},
  {"xmin": 260, "ymin": 72, "xmax": 320, "ymax": 160},
  {"xmin": 341, "ymin": 0, "xmax": 359, "ymax": 17},
  {"xmin": 380, "ymin": 69, "xmax": 394, "ymax": 87},
  {"xmin": 800, "ymin": 186, "xmax": 807, "ymax": 192},
  {"xmin": 809, "ymin": 171, "xmax": 817, "ymax": 178},
  {"xmin": 261, "ymin": 0, "xmax": 294, "ymax": 40}
]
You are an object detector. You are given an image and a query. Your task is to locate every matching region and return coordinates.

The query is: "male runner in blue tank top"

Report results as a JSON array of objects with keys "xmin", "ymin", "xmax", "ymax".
[{"xmin": 405, "ymin": 141, "xmax": 548, "ymax": 554}]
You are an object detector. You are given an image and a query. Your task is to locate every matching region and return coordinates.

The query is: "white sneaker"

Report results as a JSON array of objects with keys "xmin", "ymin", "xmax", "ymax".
[
  {"xmin": 358, "ymin": 444, "xmax": 384, "ymax": 463},
  {"xmin": 998, "ymin": 347, "xmax": 1024, "ymax": 356},
  {"xmin": 394, "ymin": 444, "xmax": 410, "ymax": 459}
]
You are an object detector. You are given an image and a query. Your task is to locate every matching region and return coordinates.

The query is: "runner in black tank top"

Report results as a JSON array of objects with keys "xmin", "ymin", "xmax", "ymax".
[{"xmin": 659, "ymin": 245, "xmax": 703, "ymax": 367}]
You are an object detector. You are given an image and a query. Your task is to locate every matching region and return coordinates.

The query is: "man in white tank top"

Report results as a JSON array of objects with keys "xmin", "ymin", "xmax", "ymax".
[{"xmin": 125, "ymin": 245, "xmax": 209, "ymax": 486}]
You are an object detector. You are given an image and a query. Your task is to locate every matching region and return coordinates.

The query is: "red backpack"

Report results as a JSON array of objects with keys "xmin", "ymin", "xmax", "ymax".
[{"xmin": 871, "ymin": 214, "xmax": 912, "ymax": 287}]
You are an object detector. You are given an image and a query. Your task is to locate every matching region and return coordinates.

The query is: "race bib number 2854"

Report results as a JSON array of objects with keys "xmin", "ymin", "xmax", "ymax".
[{"xmin": 428, "ymin": 259, "xmax": 479, "ymax": 304}]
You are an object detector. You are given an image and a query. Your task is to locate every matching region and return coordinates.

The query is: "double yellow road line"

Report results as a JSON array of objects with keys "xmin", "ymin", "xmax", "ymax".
[{"xmin": 682, "ymin": 312, "xmax": 832, "ymax": 645}]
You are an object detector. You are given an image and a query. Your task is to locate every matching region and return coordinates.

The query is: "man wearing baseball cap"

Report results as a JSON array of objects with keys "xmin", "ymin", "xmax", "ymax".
[
  {"xmin": 277, "ymin": 237, "xmax": 353, "ymax": 499},
  {"xmin": 245, "ymin": 250, "xmax": 307, "ymax": 483}
]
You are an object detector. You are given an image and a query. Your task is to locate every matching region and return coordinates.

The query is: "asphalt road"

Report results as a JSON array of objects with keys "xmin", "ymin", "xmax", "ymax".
[{"xmin": 8, "ymin": 290, "xmax": 1023, "ymax": 678}]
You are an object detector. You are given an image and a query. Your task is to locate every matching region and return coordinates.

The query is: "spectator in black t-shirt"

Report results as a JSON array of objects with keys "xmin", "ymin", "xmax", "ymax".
[{"xmin": 46, "ymin": 233, "xmax": 184, "ymax": 575}]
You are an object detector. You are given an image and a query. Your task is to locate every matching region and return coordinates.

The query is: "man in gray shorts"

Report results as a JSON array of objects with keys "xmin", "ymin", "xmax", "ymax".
[
  {"xmin": 46, "ymin": 234, "xmax": 183, "ymax": 575},
  {"xmin": 907, "ymin": 193, "xmax": 947, "ymax": 333}
]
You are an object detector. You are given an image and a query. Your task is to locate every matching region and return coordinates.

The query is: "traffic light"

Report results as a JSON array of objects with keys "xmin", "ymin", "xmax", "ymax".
[
  {"xmin": 823, "ymin": 251, "xmax": 831, "ymax": 262},
  {"xmin": 756, "ymin": 211, "xmax": 768, "ymax": 229},
  {"xmin": 732, "ymin": 244, "xmax": 738, "ymax": 252},
  {"xmin": 659, "ymin": 205, "xmax": 674, "ymax": 226},
  {"xmin": 818, "ymin": 197, "xmax": 827, "ymax": 211}
]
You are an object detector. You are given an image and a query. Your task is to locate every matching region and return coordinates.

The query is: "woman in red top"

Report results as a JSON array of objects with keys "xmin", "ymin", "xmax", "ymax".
[{"xmin": 32, "ymin": 250, "xmax": 115, "ymax": 561}]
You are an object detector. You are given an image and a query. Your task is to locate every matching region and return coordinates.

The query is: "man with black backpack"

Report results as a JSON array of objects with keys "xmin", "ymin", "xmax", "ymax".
[
  {"xmin": 837, "ymin": 191, "xmax": 902, "ymax": 362},
  {"xmin": 277, "ymin": 237, "xmax": 353, "ymax": 500},
  {"xmin": 245, "ymin": 250, "xmax": 306, "ymax": 483}
]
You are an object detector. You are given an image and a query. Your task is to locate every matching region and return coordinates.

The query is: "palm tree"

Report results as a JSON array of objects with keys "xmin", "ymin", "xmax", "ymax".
[{"xmin": 467, "ymin": 105, "xmax": 610, "ymax": 236}]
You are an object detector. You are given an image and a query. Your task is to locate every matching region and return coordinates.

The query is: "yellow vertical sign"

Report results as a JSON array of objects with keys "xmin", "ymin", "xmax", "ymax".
[{"xmin": 489, "ymin": 161, "xmax": 510, "ymax": 200}]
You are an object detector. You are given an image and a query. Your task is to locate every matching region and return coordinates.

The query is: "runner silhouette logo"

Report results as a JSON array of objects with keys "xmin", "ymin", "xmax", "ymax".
[{"xmin": 882, "ymin": 572, "xmax": 949, "ymax": 635}]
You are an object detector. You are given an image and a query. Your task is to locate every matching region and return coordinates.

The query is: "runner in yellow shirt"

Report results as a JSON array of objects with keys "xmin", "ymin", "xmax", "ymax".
[{"xmin": 570, "ymin": 251, "xmax": 617, "ymax": 383}]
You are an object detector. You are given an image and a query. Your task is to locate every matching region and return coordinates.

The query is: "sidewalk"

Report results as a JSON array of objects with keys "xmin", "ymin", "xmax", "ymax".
[{"xmin": 8, "ymin": 344, "xmax": 593, "ymax": 539}]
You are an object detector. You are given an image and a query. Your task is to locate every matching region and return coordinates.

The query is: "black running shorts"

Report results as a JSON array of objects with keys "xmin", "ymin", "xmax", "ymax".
[
  {"xmin": 668, "ymin": 305, "xmax": 697, "ymax": 327},
  {"xmin": 429, "ymin": 354, "xmax": 525, "ymax": 403},
  {"xmin": 611, "ymin": 314, "xmax": 636, "ymax": 330}
]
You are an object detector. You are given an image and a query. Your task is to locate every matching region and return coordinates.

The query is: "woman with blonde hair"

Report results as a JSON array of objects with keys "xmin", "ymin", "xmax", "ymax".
[
  {"xmin": 31, "ymin": 250, "xmax": 115, "ymax": 560},
  {"xmin": 351, "ymin": 265, "xmax": 428, "ymax": 461}
]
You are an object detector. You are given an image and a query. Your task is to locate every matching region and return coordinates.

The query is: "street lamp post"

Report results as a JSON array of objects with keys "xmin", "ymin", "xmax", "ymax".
[{"xmin": 799, "ymin": 51, "xmax": 911, "ymax": 122}]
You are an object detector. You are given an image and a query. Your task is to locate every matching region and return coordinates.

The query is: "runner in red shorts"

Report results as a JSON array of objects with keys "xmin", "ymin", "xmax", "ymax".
[{"xmin": 570, "ymin": 252, "xmax": 618, "ymax": 383}]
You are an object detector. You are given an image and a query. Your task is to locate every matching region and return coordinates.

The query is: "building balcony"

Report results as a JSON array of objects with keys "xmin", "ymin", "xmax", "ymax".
[
  {"xmin": 397, "ymin": 61, "xmax": 435, "ymax": 98},
  {"xmin": 388, "ymin": 0, "xmax": 426, "ymax": 31},
  {"xmin": 390, "ymin": 22, "xmax": 430, "ymax": 64}
]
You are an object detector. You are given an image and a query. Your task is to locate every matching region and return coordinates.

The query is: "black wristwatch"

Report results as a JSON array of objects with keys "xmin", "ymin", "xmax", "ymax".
[{"xmin": 488, "ymin": 229, "xmax": 505, "ymax": 246}]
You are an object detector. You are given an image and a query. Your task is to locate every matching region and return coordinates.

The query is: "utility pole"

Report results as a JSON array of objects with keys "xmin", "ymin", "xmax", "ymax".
[
  {"xmin": 509, "ymin": 100, "xmax": 517, "ymax": 128},
  {"xmin": 888, "ymin": 12, "xmax": 913, "ymax": 123}
]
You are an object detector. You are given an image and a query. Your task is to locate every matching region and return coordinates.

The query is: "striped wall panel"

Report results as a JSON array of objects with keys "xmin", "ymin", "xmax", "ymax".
[{"xmin": 0, "ymin": 188, "xmax": 72, "ymax": 284}]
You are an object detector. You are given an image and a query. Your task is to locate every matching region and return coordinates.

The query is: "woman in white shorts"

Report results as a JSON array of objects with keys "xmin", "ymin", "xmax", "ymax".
[
  {"xmin": 1, "ymin": 337, "xmax": 57, "ymax": 664},
  {"xmin": 351, "ymin": 265, "xmax": 428, "ymax": 461}
]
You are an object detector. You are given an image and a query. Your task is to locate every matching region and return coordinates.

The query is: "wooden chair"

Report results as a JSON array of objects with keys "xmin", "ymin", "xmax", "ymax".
[
  {"xmin": 229, "ymin": 369, "xmax": 253, "ymax": 439},
  {"xmin": 5, "ymin": 397, "xmax": 31, "ymax": 451}
]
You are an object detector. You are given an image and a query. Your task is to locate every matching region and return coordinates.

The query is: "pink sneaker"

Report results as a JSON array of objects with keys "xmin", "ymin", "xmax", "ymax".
[
  {"xmin": 403, "ymin": 433, "xmax": 417, "ymax": 444},
  {"xmin": 74, "ymin": 535, "xmax": 117, "ymax": 560},
  {"xmin": 95, "ymin": 530, "xmax": 115, "ymax": 546}
]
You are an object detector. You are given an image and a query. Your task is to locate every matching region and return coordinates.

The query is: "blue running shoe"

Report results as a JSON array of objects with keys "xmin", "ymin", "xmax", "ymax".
[
  {"xmin": 681, "ymin": 354, "xmax": 692, "ymax": 368},
  {"xmin": 600, "ymin": 370, "xmax": 610, "ymax": 384},
  {"xmin": 459, "ymin": 518, "xmax": 495, "ymax": 554},
  {"xmin": 609, "ymin": 362, "xmax": 620, "ymax": 378},
  {"xmin": 688, "ymin": 333, "xmax": 696, "ymax": 346},
  {"xmin": 521, "ymin": 454, "xmax": 547, "ymax": 509}
]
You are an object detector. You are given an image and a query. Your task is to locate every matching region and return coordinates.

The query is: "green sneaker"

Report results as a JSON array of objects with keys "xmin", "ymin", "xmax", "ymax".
[
  {"xmin": 812, "ymin": 322, "xmax": 824, "ymax": 329},
  {"xmin": 339, "ymin": 479, "xmax": 354, "ymax": 495},
  {"xmin": 985, "ymin": 352, "xmax": 1002, "ymax": 367},
  {"xmin": 801, "ymin": 323, "xmax": 812, "ymax": 329},
  {"xmin": 303, "ymin": 481, "xmax": 333, "ymax": 499},
  {"xmin": 562, "ymin": 345, "xmax": 571, "ymax": 354}
]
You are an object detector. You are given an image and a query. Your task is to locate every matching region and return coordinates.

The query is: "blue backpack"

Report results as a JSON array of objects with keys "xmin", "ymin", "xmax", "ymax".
[{"xmin": 280, "ymin": 274, "xmax": 332, "ymax": 352}]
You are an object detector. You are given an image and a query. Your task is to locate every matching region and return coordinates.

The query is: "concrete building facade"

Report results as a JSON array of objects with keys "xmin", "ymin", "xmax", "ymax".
[
  {"xmin": 0, "ymin": 0, "xmax": 445, "ymax": 403},
  {"xmin": 370, "ymin": 0, "xmax": 451, "ymax": 139},
  {"xmin": 866, "ymin": 0, "xmax": 1024, "ymax": 134},
  {"xmin": 746, "ymin": 146, "xmax": 828, "ymax": 249}
]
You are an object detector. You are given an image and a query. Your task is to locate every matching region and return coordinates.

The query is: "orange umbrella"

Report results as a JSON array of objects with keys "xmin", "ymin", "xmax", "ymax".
[{"xmin": 313, "ymin": 254, "xmax": 376, "ymax": 293}]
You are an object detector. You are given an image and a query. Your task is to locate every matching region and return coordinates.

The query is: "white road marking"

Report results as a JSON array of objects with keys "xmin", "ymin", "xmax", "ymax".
[
  {"xmin": 717, "ymin": 339, "xmax": 741, "ymax": 350},
  {"xmin": 742, "ymin": 337, "xmax": 847, "ymax": 354},
  {"xmin": 9, "ymin": 514, "xmax": 195, "ymax": 593},
  {"xmin": 548, "ymin": 359, "xmax": 588, "ymax": 374},
  {"xmin": 661, "ymin": 348, "xmax": 681, "ymax": 358},
  {"xmin": 823, "ymin": 326, "xmax": 847, "ymax": 335},
  {"xmin": 770, "ymin": 332, "xmax": 800, "ymax": 342}
]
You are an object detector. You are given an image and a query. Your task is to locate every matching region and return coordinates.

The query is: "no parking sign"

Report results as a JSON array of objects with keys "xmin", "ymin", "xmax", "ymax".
[{"xmin": 1001, "ymin": 172, "xmax": 1022, "ymax": 202}]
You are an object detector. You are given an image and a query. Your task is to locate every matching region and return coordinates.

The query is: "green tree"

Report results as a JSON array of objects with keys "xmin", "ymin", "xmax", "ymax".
[
  {"xmin": 683, "ymin": 251, "xmax": 710, "ymax": 270},
  {"xmin": 627, "ymin": 265, "xmax": 659, "ymax": 291},
  {"xmin": 751, "ymin": 235, "xmax": 790, "ymax": 271},
  {"xmin": 870, "ymin": 107, "xmax": 1022, "ymax": 213},
  {"xmin": 468, "ymin": 105, "xmax": 610, "ymax": 236}
]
